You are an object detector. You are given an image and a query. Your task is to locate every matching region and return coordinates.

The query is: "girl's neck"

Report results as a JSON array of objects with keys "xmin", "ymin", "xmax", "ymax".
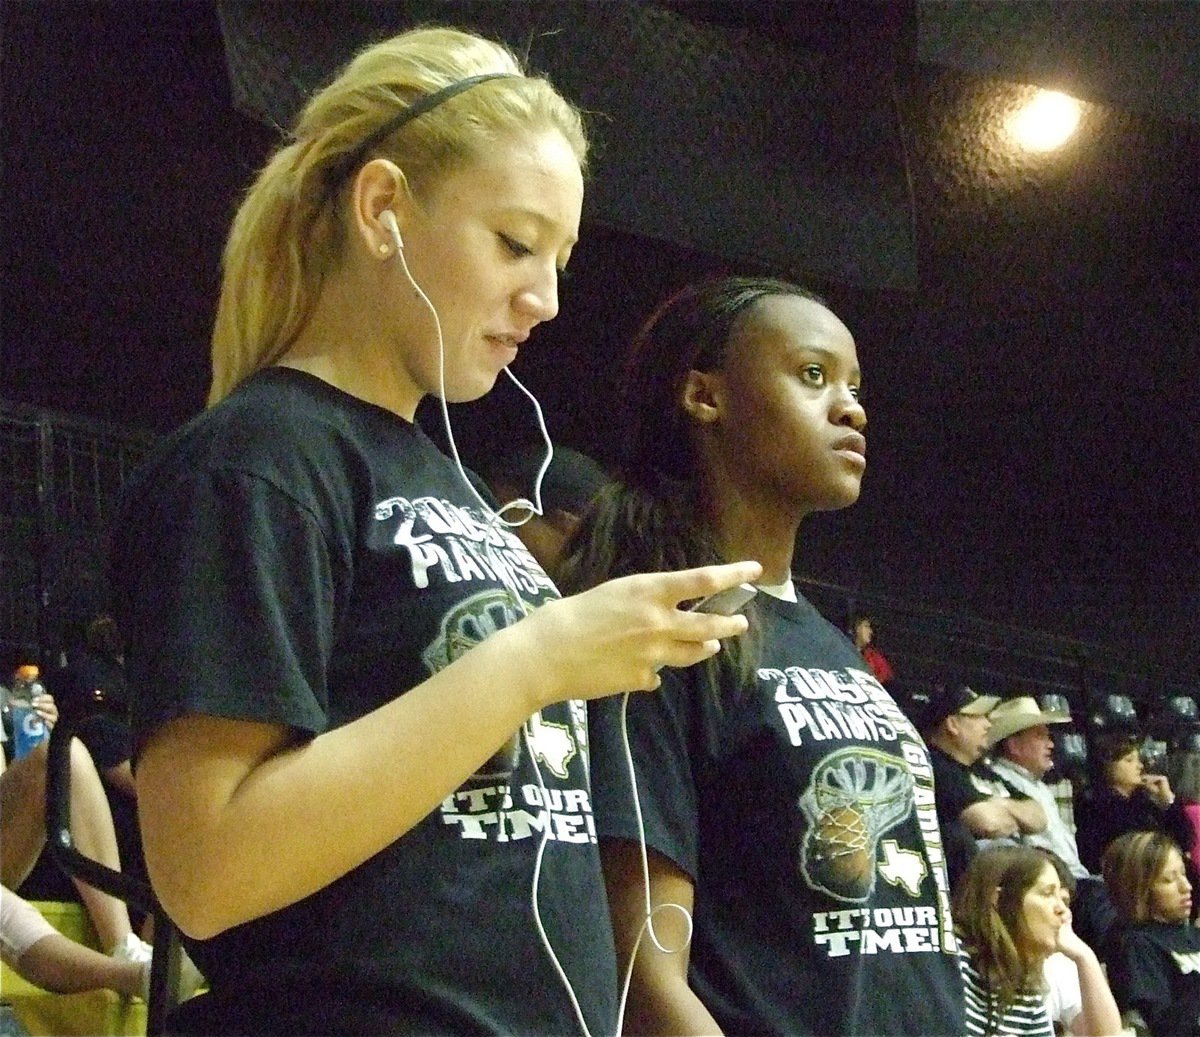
[
  {"xmin": 714, "ymin": 505, "xmax": 797, "ymax": 585},
  {"xmin": 279, "ymin": 262, "xmax": 424, "ymax": 420},
  {"xmin": 699, "ymin": 475, "xmax": 800, "ymax": 585}
]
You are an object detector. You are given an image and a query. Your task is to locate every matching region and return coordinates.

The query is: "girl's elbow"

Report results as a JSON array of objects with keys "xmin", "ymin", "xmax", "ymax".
[{"xmin": 146, "ymin": 856, "xmax": 238, "ymax": 941}]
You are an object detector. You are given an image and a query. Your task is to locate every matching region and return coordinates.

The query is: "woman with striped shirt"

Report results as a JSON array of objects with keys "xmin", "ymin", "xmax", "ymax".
[{"xmin": 953, "ymin": 845, "xmax": 1071, "ymax": 1036}]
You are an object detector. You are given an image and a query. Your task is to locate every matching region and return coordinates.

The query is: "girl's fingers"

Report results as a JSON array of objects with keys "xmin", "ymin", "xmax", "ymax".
[{"xmin": 649, "ymin": 561, "xmax": 763, "ymax": 609}]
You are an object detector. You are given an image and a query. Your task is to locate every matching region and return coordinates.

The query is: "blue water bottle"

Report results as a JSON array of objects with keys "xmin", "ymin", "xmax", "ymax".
[{"xmin": 9, "ymin": 664, "xmax": 49, "ymax": 759}]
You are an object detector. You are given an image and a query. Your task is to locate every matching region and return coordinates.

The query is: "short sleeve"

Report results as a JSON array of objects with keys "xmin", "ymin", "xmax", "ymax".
[
  {"xmin": 1043, "ymin": 952, "xmax": 1082, "ymax": 1027},
  {"xmin": 0, "ymin": 888, "xmax": 58, "ymax": 967},
  {"xmin": 932, "ymin": 753, "xmax": 989, "ymax": 823},
  {"xmin": 76, "ymin": 714, "xmax": 131, "ymax": 770},
  {"xmin": 589, "ymin": 673, "xmax": 702, "ymax": 878},
  {"xmin": 115, "ymin": 468, "xmax": 341, "ymax": 755}
]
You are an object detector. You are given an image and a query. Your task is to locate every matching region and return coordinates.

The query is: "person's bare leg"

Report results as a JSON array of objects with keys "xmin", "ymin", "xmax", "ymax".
[
  {"xmin": 0, "ymin": 743, "xmax": 51, "ymax": 888},
  {"xmin": 0, "ymin": 739, "xmax": 136, "ymax": 952},
  {"xmin": 62, "ymin": 739, "xmax": 134, "ymax": 953}
]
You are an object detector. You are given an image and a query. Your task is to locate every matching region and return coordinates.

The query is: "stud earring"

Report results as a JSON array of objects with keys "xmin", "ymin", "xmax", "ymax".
[{"xmin": 379, "ymin": 242, "xmax": 391, "ymax": 256}]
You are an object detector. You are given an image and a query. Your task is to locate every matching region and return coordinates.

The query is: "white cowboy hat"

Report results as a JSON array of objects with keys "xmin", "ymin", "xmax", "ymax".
[{"xmin": 986, "ymin": 695, "xmax": 1071, "ymax": 745}]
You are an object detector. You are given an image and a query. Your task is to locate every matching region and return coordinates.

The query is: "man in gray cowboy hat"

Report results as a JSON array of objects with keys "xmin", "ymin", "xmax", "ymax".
[{"xmin": 982, "ymin": 694, "xmax": 1115, "ymax": 947}]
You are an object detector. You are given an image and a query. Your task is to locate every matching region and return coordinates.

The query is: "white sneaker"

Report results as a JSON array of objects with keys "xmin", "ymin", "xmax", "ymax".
[
  {"xmin": 110, "ymin": 932, "xmax": 153, "ymax": 966},
  {"xmin": 109, "ymin": 932, "xmax": 153, "ymax": 1000}
]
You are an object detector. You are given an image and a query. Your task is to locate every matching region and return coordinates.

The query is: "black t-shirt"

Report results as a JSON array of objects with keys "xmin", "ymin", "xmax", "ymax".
[
  {"xmin": 589, "ymin": 591, "xmax": 965, "ymax": 1036},
  {"xmin": 1076, "ymin": 785, "xmax": 1194, "ymax": 875},
  {"xmin": 1108, "ymin": 921, "xmax": 1200, "ymax": 1037},
  {"xmin": 928, "ymin": 745, "xmax": 995, "ymax": 891},
  {"xmin": 110, "ymin": 369, "xmax": 617, "ymax": 1036}
]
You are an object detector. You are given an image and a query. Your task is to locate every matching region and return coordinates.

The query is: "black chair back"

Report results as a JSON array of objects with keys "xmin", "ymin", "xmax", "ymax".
[{"xmin": 45, "ymin": 715, "xmax": 183, "ymax": 1037}]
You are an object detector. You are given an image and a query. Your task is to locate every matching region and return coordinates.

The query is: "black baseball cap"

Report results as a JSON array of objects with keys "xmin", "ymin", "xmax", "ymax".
[
  {"xmin": 484, "ymin": 445, "xmax": 609, "ymax": 515},
  {"xmin": 919, "ymin": 683, "xmax": 1001, "ymax": 731}
]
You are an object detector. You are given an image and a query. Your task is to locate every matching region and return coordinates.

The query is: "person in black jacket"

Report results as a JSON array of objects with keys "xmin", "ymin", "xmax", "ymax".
[
  {"xmin": 1076, "ymin": 732, "xmax": 1193, "ymax": 877},
  {"xmin": 1102, "ymin": 830, "xmax": 1200, "ymax": 1037}
]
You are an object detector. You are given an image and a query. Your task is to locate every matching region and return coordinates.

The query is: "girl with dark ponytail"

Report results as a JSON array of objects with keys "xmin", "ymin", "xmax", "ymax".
[{"xmin": 561, "ymin": 276, "xmax": 966, "ymax": 1035}]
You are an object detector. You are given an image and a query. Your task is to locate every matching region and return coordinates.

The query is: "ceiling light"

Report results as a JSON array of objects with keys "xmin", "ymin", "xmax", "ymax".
[{"xmin": 1007, "ymin": 89, "xmax": 1082, "ymax": 151}]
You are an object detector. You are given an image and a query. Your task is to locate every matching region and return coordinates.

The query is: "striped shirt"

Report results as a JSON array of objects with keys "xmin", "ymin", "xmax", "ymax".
[{"xmin": 959, "ymin": 946, "xmax": 1054, "ymax": 1037}]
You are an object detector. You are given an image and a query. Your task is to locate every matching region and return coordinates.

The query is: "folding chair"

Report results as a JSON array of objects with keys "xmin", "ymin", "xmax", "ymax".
[{"xmin": 44, "ymin": 713, "xmax": 185, "ymax": 1037}]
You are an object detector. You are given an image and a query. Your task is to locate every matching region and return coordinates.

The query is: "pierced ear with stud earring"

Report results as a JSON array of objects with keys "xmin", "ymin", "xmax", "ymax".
[{"xmin": 378, "ymin": 242, "xmax": 391, "ymax": 256}]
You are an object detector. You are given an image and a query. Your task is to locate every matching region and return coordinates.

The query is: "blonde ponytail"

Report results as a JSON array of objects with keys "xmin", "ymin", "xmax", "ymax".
[{"xmin": 208, "ymin": 26, "xmax": 587, "ymax": 405}]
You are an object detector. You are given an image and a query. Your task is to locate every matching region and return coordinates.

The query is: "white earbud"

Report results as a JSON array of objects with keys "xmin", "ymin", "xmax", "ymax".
[{"xmin": 379, "ymin": 209, "xmax": 404, "ymax": 252}]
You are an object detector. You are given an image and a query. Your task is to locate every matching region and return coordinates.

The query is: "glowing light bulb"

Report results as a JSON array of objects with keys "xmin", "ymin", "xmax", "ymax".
[{"xmin": 1008, "ymin": 90, "xmax": 1082, "ymax": 152}]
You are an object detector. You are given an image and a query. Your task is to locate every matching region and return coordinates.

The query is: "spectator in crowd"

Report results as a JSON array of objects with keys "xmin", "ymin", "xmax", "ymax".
[
  {"xmin": 981, "ymin": 695, "xmax": 1115, "ymax": 947},
  {"xmin": 1076, "ymin": 731, "xmax": 1193, "ymax": 878},
  {"xmin": 1163, "ymin": 749, "xmax": 1200, "ymax": 868},
  {"xmin": 476, "ymin": 443, "xmax": 608, "ymax": 578},
  {"xmin": 3, "ymin": 700, "xmax": 207, "ymax": 1007},
  {"xmin": 108, "ymin": 24, "xmax": 758, "ymax": 1037},
  {"xmin": 2, "ymin": 694, "xmax": 143, "ymax": 963},
  {"xmin": 559, "ymin": 276, "xmax": 966, "ymax": 1035},
  {"xmin": 1034, "ymin": 849, "xmax": 1122, "ymax": 1037},
  {"xmin": 1, "ymin": 688, "xmax": 197, "ymax": 1009},
  {"xmin": 2, "ymin": 886, "xmax": 149, "ymax": 1000},
  {"xmin": 849, "ymin": 611, "xmax": 895, "ymax": 685},
  {"xmin": 954, "ymin": 844, "xmax": 1068, "ymax": 1037},
  {"xmin": 1102, "ymin": 831, "xmax": 1200, "ymax": 1037},
  {"xmin": 50, "ymin": 615, "xmax": 129, "ymax": 736},
  {"xmin": 920, "ymin": 683, "xmax": 1046, "ymax": 890}
]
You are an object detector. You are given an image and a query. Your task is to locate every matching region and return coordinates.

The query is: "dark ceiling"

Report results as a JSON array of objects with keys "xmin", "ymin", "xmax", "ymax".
[{"xmin": 2, "ymin": 1, "xmax": 1198, "ymax": 678}]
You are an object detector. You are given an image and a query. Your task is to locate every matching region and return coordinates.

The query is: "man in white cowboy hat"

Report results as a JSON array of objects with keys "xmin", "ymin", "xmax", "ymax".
[
  {"xmin": 919, "ymin": 683, "xmax": 1048, "ymax": 889},
  {"xmin": 982, "ymin": 694, "xmax": 1116, "ymax": 947},
  {"xmin": 983, "ymin": 696, "xmax": 1079, "ymax": 864}
]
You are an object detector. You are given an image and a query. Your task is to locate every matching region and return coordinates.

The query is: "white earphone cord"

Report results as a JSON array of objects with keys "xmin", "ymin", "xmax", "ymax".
[
  {"xmin": 395, "ymin": 242, "xmax": 552, "ymax": 529},
  {"xmin": 394, "ymin": 241, "xmax": 691, "ymax": 1037},
  {"xmin": 615, "ymin": 693, "xmax": 694, "ymax": 1034}
]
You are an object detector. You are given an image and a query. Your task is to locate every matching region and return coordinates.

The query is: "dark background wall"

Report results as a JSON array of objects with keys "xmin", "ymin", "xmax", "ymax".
[{"xmin": 2, "ymin": 1, "xmax": 1197, "ymax": 690}]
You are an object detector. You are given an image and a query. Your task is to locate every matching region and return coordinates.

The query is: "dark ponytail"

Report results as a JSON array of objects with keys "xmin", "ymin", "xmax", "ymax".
[{"xmin": 557, "ymin": 276, "xmax": 823, "ymax": 696}]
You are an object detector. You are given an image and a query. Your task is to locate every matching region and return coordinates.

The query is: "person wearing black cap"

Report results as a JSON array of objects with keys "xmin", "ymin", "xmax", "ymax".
[
  {"xmin": 477, "ymin": 443, "xmax": 609, "ymax": 578},
  {"xmin": 920, "ymin": 684, "xmax": 1048, "ymax": 891}
]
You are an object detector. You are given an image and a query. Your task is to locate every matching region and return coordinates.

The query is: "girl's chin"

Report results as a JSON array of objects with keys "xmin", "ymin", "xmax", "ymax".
[{"xmin": 438, "ymin": 372, "xmax": 501, "ymax": 404}]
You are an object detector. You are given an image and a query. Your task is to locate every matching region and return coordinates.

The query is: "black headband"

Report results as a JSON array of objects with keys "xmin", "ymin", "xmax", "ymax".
[{"xmin": 325, "ymin": 72, "xmax": 519, "ymax": 193}]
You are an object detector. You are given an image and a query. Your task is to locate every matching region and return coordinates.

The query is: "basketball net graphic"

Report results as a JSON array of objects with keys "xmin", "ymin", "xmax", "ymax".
[{"xmin": 798, "ymin": 748, "xmax": 914, "ymax": 902}]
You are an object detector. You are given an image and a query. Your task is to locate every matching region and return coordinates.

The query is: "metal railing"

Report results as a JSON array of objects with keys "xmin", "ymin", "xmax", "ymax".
[{"xmin": 0, "ymin": 400, "xmax": 155, "ymax": 669}]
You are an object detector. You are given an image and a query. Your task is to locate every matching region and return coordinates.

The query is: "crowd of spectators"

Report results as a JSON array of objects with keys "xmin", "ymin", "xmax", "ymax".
[{"xmin": 893, "ymin": 672, "xmax": 1200, "ymax": 1036}]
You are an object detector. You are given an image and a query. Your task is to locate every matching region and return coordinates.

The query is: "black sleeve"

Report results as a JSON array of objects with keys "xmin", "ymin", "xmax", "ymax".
[
  {"xmin": 1114, "ymin": 929, "xmax": 1200, "ymax": 1037},
  {"xmin": 76, "ymin": 714, "xmax": 132, "ymax": 770},
  {"xmin": 115, "ymin": 469, "xmax": 341, "ymax": 757},
  {"xmin": 1076, "ymin": 788, "xmax": 1118, "ymax": 873},
  {"xmin": 931, "ymin": 753, "xmax": 988, "ymax": 826}
]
